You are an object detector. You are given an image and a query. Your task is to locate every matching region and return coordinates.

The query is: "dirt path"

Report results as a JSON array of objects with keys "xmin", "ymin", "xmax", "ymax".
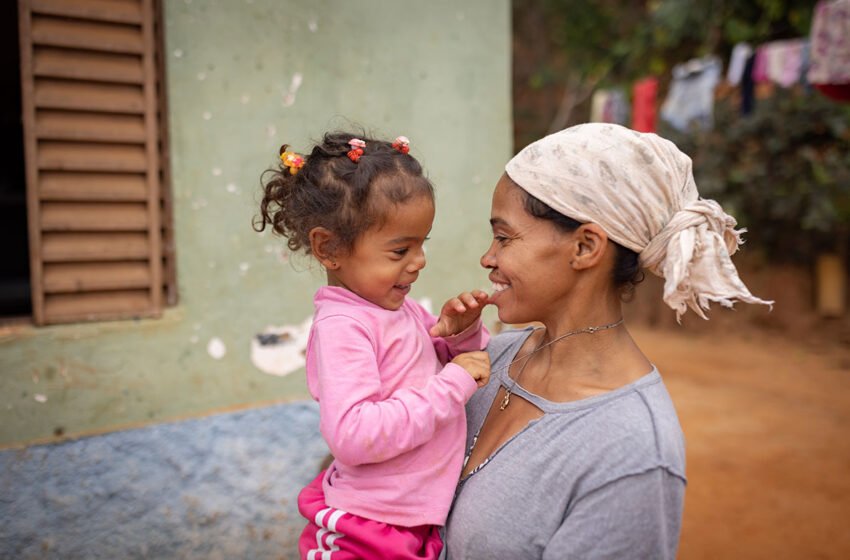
[{"xmin": 632, "ymin": 326, "xmax": 850, "ymax": 559}]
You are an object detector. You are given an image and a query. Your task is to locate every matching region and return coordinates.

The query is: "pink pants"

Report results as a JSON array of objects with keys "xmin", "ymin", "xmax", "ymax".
[{"xmin": 297, "ymin": 471, "xmax": 443, "ymax": 560}]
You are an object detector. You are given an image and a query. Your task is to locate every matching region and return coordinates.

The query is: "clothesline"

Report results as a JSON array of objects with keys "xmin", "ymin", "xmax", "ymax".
[{"xmin": 589, "ymin": 0, "xmax": 849, "ymax": 133}]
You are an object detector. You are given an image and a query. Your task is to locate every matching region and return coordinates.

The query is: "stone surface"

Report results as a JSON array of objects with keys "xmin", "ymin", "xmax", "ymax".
[{"xmin": 0, "ymin": 401, "xmax": 326, "ymax": 559}]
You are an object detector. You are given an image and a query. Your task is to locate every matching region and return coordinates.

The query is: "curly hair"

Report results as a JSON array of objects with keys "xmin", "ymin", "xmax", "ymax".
[{"xmin": 255, "ymin": 131, "xmax": 434, "ymax": 257}]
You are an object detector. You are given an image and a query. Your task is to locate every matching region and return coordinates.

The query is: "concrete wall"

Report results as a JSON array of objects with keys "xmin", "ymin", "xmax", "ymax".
[{"xmin": 0, "ymin": 0, "xmax": 512, "ymax": 448}]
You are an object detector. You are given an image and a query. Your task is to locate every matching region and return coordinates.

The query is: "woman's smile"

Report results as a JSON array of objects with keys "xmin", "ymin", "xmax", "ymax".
[{"xmin": 489, "ymin": 280, "xmax": 510, "ymax": 301}]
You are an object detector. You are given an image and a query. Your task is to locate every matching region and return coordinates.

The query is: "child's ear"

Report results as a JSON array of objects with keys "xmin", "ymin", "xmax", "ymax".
[{"xmin": 309, "ymin": 227, "xmax": 339, "ymax": 270}]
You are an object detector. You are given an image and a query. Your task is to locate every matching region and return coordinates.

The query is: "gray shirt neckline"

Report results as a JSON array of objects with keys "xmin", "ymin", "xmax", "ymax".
[{"xmin": 493, "ymin": 326, "xmax": 661, "ymax": 414}]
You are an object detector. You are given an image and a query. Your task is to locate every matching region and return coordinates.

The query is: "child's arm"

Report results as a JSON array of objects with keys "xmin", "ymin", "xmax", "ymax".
[
  {"xmin": 428, "ymin": 290, "xmax": 489, "ymax": 338},
  {"xmin": 310, "ymin": 315, "xmax": 480, "ymax": 467},
  {"xmin": 423, "ymin": 290, "xmax": 490, "ymax": 361}
]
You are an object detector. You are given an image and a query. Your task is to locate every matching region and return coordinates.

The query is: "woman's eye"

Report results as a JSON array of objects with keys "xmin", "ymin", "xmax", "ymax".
[{"xmin": 494, "ymin": 235, "xmax": 510, "ymax": 244}]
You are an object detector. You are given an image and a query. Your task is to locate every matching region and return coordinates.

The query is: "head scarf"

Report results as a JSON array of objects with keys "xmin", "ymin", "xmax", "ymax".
[{"xmin": 505, "ymin": 122, "xmax": 773, "ymax": 321}]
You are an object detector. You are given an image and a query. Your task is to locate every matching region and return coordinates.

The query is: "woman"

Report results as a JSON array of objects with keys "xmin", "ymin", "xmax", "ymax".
[{"xmin": 442, "ymin": 123, "xmax": 771, "ymax": 559}]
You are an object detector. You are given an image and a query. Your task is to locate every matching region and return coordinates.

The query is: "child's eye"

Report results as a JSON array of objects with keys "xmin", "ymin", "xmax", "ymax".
[{"xmin": 392, "ymin": 248, "xmax": 409, "ymax": 257}]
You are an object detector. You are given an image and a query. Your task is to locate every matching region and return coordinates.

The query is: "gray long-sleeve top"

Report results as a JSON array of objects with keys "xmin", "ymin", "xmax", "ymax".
[{"xmin": 443, "ymin": 328, "xmax": 687, "ymax": 559}]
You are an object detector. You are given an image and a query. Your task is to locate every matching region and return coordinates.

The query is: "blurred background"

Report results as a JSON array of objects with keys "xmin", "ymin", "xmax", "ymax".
[{"xmin": 1, "ymin": 0, "xmax": 848, "ymax": 558}]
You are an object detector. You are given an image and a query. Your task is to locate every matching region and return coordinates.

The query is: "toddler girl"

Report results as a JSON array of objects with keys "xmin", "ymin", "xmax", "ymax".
[{"xmin": 256, "ymin": 131, "xmax": 491, "ymax": 559}]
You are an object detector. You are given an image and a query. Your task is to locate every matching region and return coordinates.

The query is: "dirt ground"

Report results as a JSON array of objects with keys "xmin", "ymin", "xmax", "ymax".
[{"xmin": 631, "ymin": 325, "xmax": 850, "ymax": 560}]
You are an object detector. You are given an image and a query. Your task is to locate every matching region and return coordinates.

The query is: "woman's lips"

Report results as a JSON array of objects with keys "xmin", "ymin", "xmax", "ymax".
[{"xmin": 490, "ymin": 281, "xmax": 510, "ymax": 299}]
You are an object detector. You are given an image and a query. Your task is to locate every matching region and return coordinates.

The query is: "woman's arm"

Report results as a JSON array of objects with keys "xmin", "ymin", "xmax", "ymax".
[{"xmin": 543, "ymin": 468, "xmax": 685, "ymax": 560}]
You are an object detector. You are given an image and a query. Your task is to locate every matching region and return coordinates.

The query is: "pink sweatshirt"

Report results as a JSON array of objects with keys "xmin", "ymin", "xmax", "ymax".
[{"xmin": 305, "ymin": 286, "xmax": 489, "ymax": 527}]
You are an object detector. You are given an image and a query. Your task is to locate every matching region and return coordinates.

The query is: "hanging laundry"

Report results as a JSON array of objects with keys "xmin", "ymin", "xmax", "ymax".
[
  {"xmin": 740, "ymin": 53, "xmax": 757, "ymax": 115},
  {"xmin": 590, "ymin": 90, "xmax": 611, "ymax": 122},
  {"xmin": 808, "ymin": 0, "xmax": 850, "ymax": 102},
  {"xmin": 590, "ymin": 89, "xmax": 629, "ymax": 124},
  {"xmin": 632, "ymin": 77, "xmax": 658, "ymax": 133},
  {"xmin": 764, "ymin": 39, "xmax": 808, "ymax": 88},
  {"xmin": 660, "ymin": 56, "xmax": 722, "ymax": 132},
  {"xmin": 751, "ymin": 46, "xmax": 770, "ymax": 83},
  {"xmin": 603, "ymin": 88, "xmax": 630, "ymax": 125},
  {"xmin": 809, "ymin": 0, "xmax": 850, "ymax": 83},
  {"xmin": 799, "ymin": 41, "xmax": 812, "ymax": 88},
  {"xmin": 727, "ymin": 43, "xmax": 753, "ymax": 85}
]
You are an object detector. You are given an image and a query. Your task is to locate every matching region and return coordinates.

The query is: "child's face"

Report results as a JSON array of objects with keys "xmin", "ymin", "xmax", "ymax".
[{"xmin": 329, "ymin": 195, "xmax": 435, "ymax": 311}]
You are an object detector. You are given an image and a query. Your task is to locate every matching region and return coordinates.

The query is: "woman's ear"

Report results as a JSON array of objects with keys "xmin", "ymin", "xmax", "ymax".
[
  {"xmin": 570, "ymin": 223, "xmax": 609, "ymax": 270},
  {"xmin": 309, "ymin": 227, "xmax": 339, "ymax": 270}
]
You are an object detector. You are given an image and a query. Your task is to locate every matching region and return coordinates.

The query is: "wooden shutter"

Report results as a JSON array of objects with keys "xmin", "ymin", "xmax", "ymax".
[
  {"xmin": 153, "ymin": 0, "xmax": 176, "ymax": 307},
  {"xmin": 18, "ymin": 0, "xmax": 168, "ymax": 325}
]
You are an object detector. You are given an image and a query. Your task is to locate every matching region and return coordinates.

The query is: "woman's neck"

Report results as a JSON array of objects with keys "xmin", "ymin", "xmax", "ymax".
[
  {"xmin": 516, "ymin": 297, "xmax": 650, "ymax": 397},
  {"xmin": 537, "ymin": 290, "xmax": 623, "ymax": 345}
]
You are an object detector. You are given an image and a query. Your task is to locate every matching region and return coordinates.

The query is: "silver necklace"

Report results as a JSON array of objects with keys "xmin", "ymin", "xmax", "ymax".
[{"xmin": 499, "ymin": 318, "xmax": 625, "ymax": 410}]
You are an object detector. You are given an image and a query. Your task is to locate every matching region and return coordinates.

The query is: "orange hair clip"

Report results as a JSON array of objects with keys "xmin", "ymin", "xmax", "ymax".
[{"xmin": 280, "ymin": 150, "xmax": 305, "ymax": 175}]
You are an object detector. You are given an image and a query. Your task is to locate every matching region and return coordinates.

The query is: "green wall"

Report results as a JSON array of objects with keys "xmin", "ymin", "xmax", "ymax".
[{"xmin": 0, "ymin": 0, "xmax": 512, "ymax": 447}]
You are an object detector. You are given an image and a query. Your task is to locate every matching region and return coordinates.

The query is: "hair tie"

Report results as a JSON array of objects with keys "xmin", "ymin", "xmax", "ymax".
[
  {"xmin": 347, "ymin": 138, "xmax": 366, "ymax": 162},
  {"xmin": 392, "ymin": 135, "xmax": 410, "ymax": 154},
  {"xmin": 280, "ymin": 150, "xmax": 305, "ymax": 175}
]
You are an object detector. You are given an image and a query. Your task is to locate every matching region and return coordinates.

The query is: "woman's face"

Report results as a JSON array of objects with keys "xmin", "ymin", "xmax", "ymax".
[{"xmin": 480, "ymin": 174, "xmax": 576, "ymax": 325}]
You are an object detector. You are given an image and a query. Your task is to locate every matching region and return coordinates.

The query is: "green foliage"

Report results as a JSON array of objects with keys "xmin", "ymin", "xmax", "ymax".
[
  {"xmin": 663, "ymin": 90, "xmax": 850, "ymax": 263},
  {"xmin": 528, "ymin": 0, "xmax": 816, "ymax": 85}
]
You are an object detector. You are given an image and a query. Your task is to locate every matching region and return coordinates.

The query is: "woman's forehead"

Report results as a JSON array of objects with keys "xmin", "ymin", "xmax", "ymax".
[{"xmin": 492, "ymin": 175, "xmax": 527, "ymax": 212}]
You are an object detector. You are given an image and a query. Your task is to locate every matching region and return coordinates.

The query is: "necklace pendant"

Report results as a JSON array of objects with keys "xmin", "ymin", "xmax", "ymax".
[{"xmin": 499, "ymin": 390, "xmax": 511, "ymax": 411}]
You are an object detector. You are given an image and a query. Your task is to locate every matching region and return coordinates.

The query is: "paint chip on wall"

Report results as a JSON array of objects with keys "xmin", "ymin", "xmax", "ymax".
[
  {"xmin": 207, "ymin": 338, "xmax": 227, "ymax": 360},
  {"xmin": 282, "ymin": 73, "xmax": 303, "ymax": 107},
  {"xmin": 250, "ymin": 316, "xmax": 312, "ymax": 377}
]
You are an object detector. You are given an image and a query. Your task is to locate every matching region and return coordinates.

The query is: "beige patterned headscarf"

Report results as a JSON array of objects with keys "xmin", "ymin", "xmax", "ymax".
[{"xmin": 505, "ymin": 122, "xmax": 773, "ymax": 320}]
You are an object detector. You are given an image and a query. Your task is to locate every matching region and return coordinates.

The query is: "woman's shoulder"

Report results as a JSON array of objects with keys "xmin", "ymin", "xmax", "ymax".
[
  {"xmin": 569, "ymin": 372, "xmax": 686, "ymax": 482},
  {"xmin": 486, "ymin": 326, "xmax": 535, "ymax": 363}
]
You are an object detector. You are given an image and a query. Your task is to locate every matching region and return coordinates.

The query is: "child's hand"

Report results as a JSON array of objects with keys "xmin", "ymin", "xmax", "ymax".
[
  {"xmin": 428, "ymin": 290, "xmax": 490, "ymax": 338},
  {"xmin": 451, "ymin": 351, "xmax": 490, "ymax": 388}
]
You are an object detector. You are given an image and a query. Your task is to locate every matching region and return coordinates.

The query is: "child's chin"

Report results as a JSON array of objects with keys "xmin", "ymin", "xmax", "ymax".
[{"xmin": 382, "ymin": 297, "xmax": 405, "ymax": 311}]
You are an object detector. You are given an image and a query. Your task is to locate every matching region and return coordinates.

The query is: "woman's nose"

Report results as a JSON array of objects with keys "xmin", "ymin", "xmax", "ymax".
[{"xmin": 480, "ymin": 242, "xmax": 496, "ymax": 269}]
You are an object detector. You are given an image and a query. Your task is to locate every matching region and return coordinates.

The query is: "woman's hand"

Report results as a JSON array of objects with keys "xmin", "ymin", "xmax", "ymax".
[
  {"xmin": 451, "ymin": 351, "xmax": 491, "ymax": 388},
  {"xmin": 429, "ymin": 290, "xmax": 490, "ymax": 338}
]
